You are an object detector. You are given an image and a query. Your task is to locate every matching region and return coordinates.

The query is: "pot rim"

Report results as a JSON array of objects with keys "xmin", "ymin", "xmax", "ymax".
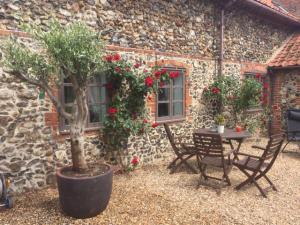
[{"xmin": 56, "ymin": 163, "xmax": 112, "ymax": 180}]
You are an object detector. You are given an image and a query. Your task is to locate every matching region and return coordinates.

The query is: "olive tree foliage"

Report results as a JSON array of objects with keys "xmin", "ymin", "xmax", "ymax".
[{"xmin": 1, "ymin": 21, "xmax": 106, "ymax": 172}]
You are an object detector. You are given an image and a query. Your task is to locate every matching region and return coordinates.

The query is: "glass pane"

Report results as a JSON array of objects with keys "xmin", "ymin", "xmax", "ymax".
[
  {"xmin": 89, "ymin": 105, "xmax": 101, "ymax": 123},
  {"xmin": 158, "ymin": 88, "xmax": 169, "ymax": 101},
  {"xmin": 64, "ymin": 77, "xmax": 71, "ymax": 83},
  {"xmin": 92, "ymin": 72, "xmax": 106, "ymax": 84},
  {"xmin": 64, "ymin": 86, "xmax": 75, "ymax": 104},
  {"xmin": 64, "ymin": 106, "xmax": 72, "ymax": 125},
  {"xmin": 88, "ymin": 86, "xmax": 101, "ymax": 103},
  {"xmin": 100, "ymin": 104, "xmax": 107, "ymax": 122},
  {"xmin": 173, "ymin": 73, "xmax": 183, "ymax": 86},
  {"xmin": 173, "ymin": 88, "xmax": 183, "ymax": 100},
  {"xmin": 100, "ymin": 87, "xmax": 106, "ymax": 103},
  {"xmin": 158, "ymin": 103, "xmax": 169, "ymax": 117},
  {"xmin": 173, "ymin": 102, "xmax": 183, "ymax": 116}
]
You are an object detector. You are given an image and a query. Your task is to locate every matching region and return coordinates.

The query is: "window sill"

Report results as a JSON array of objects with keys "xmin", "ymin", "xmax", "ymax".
[
  {"xmin": 245, "ymin": 108, "xmax": 263, "ymax": 113},
  {"xmin": 59, "ymin": 126, "xmax": 101, "ymax": 135},
  {"xmin": 156, "ymin": 118, "xmax": 186, "ymax": 124}
]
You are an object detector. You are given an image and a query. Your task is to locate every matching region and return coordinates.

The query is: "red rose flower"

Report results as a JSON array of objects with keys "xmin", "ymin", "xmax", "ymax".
[
  {"xmin": 125, "ymin": 67, "xmax": 131, "ymax": 72},
  {"xmin": 143, "ymin": 119, "xmax": 148, "ymax": 123},
  {"xmin": 105, "ymin": 82, "xmax": 113, "ymax": 90},
  {"xmin": 144, "ymin": 69, "xmax": 148, "ymax": 73},
  {"xmin": 131, "ymin": 156, "xmax": 139, "ymax": 166},
  {"xmin": 134, "ymin": 63, "xmax": 140, "ymax": 68},
  {"xmin": 263, "ymin": 83, "xmax": 269, "ymax": 89},
  {"xmin": 169, "ymin": 71, "xmax": 179, "ymax": 79},
  {"xmin": 108, "ymin": 107, "xmax": 118, "ymax": 116},
  {"xmin": 272, "ymin": 105, "xmax": 279, "ymax": 110},
  {"xmin": 154, "ymin": 71, "xmax": 161, "ymax": 79},
  {"xmin": 161, "ymin": 68, "xmax": 167, "ymax": 75},
  {"xmin": 159, "ymin": 81, "xmax": 165, "ymax": 88},
  {"xmin": 152, "ymin": 122, "xmax": 159, "ymax": 128},
  {"xmin": 113, "ymin": 53, "xmax": 121, "ymax": 61},
  {"xmin": 115, "ymin": 67, "xmax": 121, "ymax": 73},
  {"xmin": 211, "ymin": 87, "xmax": 220, "ymax": 94},
  {"xmin": 255, "ymin": 73, "xmax": 261, "ymax": 79},
  {"xmin": 145, "ymin": 76, "xmax": 153, "ymax": 87},
  {"xmin": 104, "ymin": 55, "xmax": 113, "ymax": 62}
]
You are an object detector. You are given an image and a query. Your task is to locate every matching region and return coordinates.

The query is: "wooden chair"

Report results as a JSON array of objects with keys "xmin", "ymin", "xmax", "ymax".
[
  {"xmin": 233, "ymin": 133, "xmax": 285, "ymax": 198},
  {"xmin": 193, "ymin": 133, "xmax": 235, "ymax": 187},
  {"xmin": 163, "ymin": 123, "xmax": 198, "ymax": 174}
]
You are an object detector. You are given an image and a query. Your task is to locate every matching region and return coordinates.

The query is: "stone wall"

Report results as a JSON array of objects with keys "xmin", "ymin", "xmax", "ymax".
[
  {"xmin": 0, "ymin": 0, "xmax": 293, "ymax": 62},
  {"xmin": 0, "ymin": 0, "xmax": 294, "ymax": 192}
]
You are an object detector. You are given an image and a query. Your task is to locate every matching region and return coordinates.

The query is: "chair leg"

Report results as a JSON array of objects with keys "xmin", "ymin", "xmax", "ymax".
[
  {"xmin": 168, "ymin": 157, "xmax": 179, "ymax": 169},
  {"xmin": 262, "ymin": 174, "xmax": 277, "ymax": 191},
  {"xmin": 281, "ymin": 141, "xmax": 290, "ymax": 153},
  {"xmin": 235, "ymin": 168, "xmax": 254, "ymax": 190},
  {"xmin": 251, "ymin": 179, "xmax": 267, "ymax": 198},
  {"xmin": 236, "ymin": 168, "xmax": 268, "ymax": 197},
  {"xmin": 170, "ymin": 154, "xmax": 197, "ymax": 174}
]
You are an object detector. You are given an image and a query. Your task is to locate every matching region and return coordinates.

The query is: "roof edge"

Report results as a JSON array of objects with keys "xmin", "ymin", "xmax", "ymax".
[{"xmin": 240, "ymin": 0, "xmax": 300, "ymax": 27}]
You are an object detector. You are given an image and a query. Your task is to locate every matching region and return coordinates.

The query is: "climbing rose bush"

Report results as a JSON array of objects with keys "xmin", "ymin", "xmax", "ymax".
[{"xmin": 102, "ymin": 53, "xmax": 174, "ymax": 165}]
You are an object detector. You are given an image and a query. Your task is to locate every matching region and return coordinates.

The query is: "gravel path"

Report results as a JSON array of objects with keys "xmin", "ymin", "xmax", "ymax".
[{"xmin": 0, "ymin": 140, "xmax": 299, "ymax": 225}]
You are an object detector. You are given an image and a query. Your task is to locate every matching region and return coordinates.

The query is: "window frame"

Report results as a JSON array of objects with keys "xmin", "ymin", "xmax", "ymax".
[
  {"xmin": 59, "ymin": 75, "xmax": 108, "ymax": 132},
  {"xmin": 156, "ymin": 67, "xmax": 186, "ymax": 123}
]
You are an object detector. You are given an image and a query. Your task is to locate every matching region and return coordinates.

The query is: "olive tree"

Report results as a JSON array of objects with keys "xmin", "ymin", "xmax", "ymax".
[{"xmin": 1, "ymin": 21, "xmax": 105, "ymax": 172}]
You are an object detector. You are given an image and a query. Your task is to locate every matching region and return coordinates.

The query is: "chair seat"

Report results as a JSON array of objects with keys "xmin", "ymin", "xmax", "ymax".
[
  {"xmin": 200, "ymin": 156, "xmax": 230, "ymax": 168},
  {"xmin": 233, "ymin": 157, "xmax": 268, "ymax": 171}
]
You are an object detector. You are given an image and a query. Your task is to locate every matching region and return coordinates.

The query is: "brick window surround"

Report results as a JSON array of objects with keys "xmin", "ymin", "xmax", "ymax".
[{"xmin": 148, "ymin": 60, "xmax": 192, "ymax": 124}]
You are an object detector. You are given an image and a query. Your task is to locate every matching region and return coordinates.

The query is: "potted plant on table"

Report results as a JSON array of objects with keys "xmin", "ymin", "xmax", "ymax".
[
  {"xmin": 215, "ymin": 114, "xmax": 226, "ymax": 134},
  {"xmin": 1, "ymin": 21, "xmax": 111, "ymax": 218}
]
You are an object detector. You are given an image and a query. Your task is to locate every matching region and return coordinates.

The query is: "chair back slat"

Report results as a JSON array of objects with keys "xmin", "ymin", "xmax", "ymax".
[
  {"xmin": 262, "ymin": 133, "xmax": 285, "ymax": 163},
  {"xmin": 193, "ymin": 133, "xmax": 224, "ymax": 157},
  {"xmin": 164, "ymin": 123, "xmax": 180, "ymax": 154}
]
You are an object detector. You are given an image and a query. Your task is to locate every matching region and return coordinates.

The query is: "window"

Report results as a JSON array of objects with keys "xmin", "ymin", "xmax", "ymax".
[
  {"xmin": 156, "ymin": 67, "xmax": 185, "ymax": 122},
  {"xmin": 60, "ymin": 73, "xmax": 107, "ymax": 131}
]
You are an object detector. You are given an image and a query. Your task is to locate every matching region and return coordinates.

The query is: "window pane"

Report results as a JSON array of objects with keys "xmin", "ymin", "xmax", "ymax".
[
  {"xmin": 89, "ymin": 105, "xmax": 101, "ymax": 123},
  {"xmin": 173, "ymin": 102, "xmax": 183, "ymax": 116},
  {"xmin": 173, "ymin": 73, "xmax": 183, "ymax": 86},
  {"xmin": 101, "ymin": 87, "xmax": 106, "ymax": 103},
  {"xmin": 64, "ymin": 106, "xmax": 73, "ymax": 125},
  {"xmin": 64, "ymin": 86, "xmax": 75, "ymax": 104},
  {"xmin": 100, "ymin": 104, "xmax": 107, "ymax": 122},
  {"xmin": 158, "ymin": 103, "xmax": 169, "ymax": 117},
  {"xmin": 158, "ymin": 88, "xmax": 169, "ymax": 101},
  {"xmin": 173, "ymin": 88, "xmax": 183, "ymax": 100},
  {"xmin": 88, "ymin": 86, "xmax": 101, "ymax": 104}
]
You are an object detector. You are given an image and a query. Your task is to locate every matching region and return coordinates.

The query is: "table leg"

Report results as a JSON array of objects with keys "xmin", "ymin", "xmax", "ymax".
[{"xmin": 233, "ymin": 139, "xmax": 243, "ymax": 161}]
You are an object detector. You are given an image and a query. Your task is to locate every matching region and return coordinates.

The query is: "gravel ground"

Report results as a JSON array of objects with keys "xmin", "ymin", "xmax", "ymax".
[{"xmin": 0, "ymin": 139, "xmax": 300, "ymax": 225}]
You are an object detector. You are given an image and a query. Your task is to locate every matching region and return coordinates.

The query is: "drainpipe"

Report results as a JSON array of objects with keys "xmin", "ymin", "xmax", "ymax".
[
  {"xmin": 219, "ymin": 9, "xmax": 224, "ymax": 77},
  {"xmin": 219, "ymin": 0, "xmax": 237, "ymax": 77}
]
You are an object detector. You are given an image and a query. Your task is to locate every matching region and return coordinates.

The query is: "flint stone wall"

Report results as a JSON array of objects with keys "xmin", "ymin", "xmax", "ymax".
[{"xmin": 0, "ymin": 0, "xmax": 293, "ymax": 192}]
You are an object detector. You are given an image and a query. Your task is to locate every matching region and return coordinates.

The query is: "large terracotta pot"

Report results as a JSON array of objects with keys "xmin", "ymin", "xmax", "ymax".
[{"xmin": 56, "ymin": 164, "xmax": 113, "ymax": 219}]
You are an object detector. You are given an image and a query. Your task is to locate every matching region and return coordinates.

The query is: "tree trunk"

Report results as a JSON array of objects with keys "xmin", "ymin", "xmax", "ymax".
[{"xmin": 69, "ymin": 86, "xmax": 89, "ymax": 172}]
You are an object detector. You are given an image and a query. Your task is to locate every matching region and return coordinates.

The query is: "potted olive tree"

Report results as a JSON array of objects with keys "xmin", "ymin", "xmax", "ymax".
[{"xmin": 1, "ymin": 21, "xmax": 112, "ymax": 218}]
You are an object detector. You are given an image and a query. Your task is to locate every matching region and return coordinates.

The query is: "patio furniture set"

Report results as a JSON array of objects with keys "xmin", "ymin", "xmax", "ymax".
[{"xmin": 164, "ymin": 123, "xmax": 285, "ymax": 198}]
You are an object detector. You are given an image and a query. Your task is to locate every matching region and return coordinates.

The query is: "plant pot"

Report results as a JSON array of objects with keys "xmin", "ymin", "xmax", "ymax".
[
  {"xmin": 56, "ymin": 164, "xmax": 113, "ymax": 219},
  {"xmin": 217, "ymin": 125, "xmax": 225, "ymax": 134}
]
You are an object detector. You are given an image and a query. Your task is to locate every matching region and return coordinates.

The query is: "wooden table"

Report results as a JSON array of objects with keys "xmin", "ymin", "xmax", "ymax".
[{"xmin": 194, "ymin": 128, "xmax": 252, "ymax": 158}]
